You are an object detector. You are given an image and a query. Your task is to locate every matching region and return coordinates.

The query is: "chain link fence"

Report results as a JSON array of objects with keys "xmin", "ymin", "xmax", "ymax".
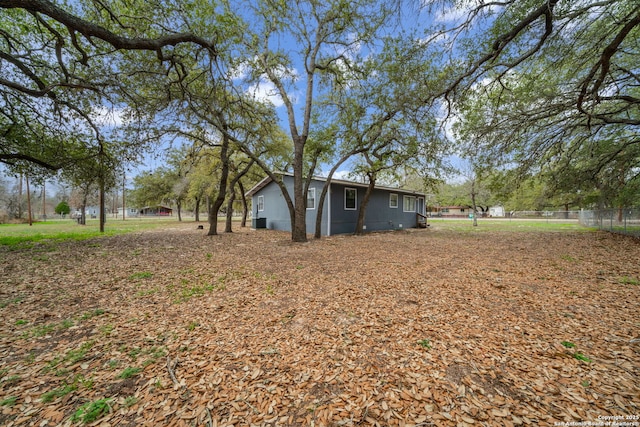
[
  {"xmin": 578, "ymin": 208, "xmax": 640, "ymax": 237},
  {"xmin": 506, "ymin": 210, "xmax": 581, "ymax": 220}
]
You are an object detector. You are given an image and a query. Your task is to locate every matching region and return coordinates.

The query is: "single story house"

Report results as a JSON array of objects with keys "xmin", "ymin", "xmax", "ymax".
[
  {"xmin": 246, "ymin": 173, "xmax": 426, "ymax": 236},
  {"xmin": 139, "ymin": 205, "xmax": 173, "ymax": 216},
  {"xmin": 117, "ymin": 207, "xmax": 140, "ymax": 218},
  {"xmin": 433, "ymin": 206, "xmax": 470, "ymax": 217}
]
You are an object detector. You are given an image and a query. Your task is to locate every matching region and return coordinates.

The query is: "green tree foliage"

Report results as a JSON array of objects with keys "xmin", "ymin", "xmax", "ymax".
[
  {"xmin": 236, "ymin": 0, "xmax": 397, "ymax": 241},
  {"xmin": 54, "ymin": 200, "xmax": 70, "ymax": 216},
  {"xmin": 313, "ymin": 34, "xmax": 448, "ymax": 235},
  {"xmin": 0, "ymin": 0, "xmax": 217, "ymax": 177},
  {"xmin": 130, "ymin": 167, "xmax": 178, "ymax": 209},
  {"xmin": 432, "ymin": 0, "xmax": 639, "ymax": 207}
]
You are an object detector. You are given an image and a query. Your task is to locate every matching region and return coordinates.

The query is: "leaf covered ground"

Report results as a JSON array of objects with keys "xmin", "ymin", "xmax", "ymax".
[{"xmin": 1, "ymin": 223, "xmax": 639, "ymax": 426}]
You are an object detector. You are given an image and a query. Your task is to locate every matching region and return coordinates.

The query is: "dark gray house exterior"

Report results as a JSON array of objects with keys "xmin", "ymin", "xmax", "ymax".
[{"xmin": 246, "ymin": 173, "xmax": 426, "ymax": 236}]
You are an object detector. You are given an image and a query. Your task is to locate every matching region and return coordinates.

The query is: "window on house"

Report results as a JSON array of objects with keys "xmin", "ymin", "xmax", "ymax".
[
  {"xmin": 403, "ymin": 195, "xmax": 416, "ymax": 212},
  {"xmin": 345, "ymin": 188, "xmax": 357, "ymax": 210},
  {"xmin": 307, "ymin": 188, "xmax": 316, "ymax": 210},
  {"xmin": 389, "ymin": 193, "xmax": 398, "ymax": 208},
  {"xmin": 257, "ymin": 195, "xmax": 264, "ymax": 212}
]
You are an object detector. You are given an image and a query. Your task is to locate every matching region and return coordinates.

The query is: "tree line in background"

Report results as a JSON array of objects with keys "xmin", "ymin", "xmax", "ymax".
[{"xmin": 1, "ymin": 0, "xmax": 638, "ymax": 239}]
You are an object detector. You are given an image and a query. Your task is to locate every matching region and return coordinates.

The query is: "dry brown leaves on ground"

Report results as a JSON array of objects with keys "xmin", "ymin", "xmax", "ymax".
[{"xmin": 1, "ymin": 223, "xmax": 639, "ymax": 427}]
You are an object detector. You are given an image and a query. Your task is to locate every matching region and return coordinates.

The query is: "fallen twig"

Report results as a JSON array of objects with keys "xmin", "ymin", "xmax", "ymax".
[
  {"xmin": 205, "ymin": 407, "xmax": 213, "ymax": 427},
  {"xmin": 167, "ymin": 355, "xmax": 180, "ymax": 386}
]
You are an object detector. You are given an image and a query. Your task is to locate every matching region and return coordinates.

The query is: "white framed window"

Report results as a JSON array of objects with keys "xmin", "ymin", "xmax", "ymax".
[
  {"xmin": 307, "ymin": 188, "xmax": 316, "ymax": 210},
  {"xmin": 403, "ymin": 195, "xmax": 416, "ymax": 212},
  {"xmin": 389, "ymin": 193, "xmax": 398, "ymax": 208},
  {"xmin": 345, "ymin": 188, "xmax": 357, "ymax": 210},
  {"xmin": 257, "ymin": 195, "xmax": 264, "ymax": 212}
]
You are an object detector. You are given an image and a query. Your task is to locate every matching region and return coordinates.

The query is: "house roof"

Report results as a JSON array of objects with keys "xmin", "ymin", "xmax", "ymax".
[
  {"xmin": 140, "ymin": 205, "xmax": 173, "ymax": 210},
  {"xmin": 245, "ymin": 172, "xmax": 425, "ymax": 197}
]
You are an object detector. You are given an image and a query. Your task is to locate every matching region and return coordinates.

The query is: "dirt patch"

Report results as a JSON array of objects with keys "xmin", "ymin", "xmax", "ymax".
[{"xmin": 0, "ymin": 223, "xmax": 639, "ymax": 426}]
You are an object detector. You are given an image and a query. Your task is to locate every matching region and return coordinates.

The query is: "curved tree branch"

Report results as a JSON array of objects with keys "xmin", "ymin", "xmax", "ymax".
[{"xmin": 0, "ymin": 0, "xmax": 217, "ymax": 55}]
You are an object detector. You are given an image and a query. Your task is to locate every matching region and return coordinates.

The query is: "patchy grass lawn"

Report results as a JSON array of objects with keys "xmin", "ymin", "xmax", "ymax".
[
  {"xmin": 0, "ymin": 218, "xmax": 181, "ymax": 249},
  {"xmin": 0, "ymin": 222, "xmax": 638, "ymax": 426}
]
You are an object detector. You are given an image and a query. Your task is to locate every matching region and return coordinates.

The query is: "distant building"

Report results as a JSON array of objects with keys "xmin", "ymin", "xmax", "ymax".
[
  {"xmin": 138, "ymin": 205, "xmax": 173, "ymax": 216},
  {"xmin": 117, "ymin": 207, "xmax": 140, "ymax": 218},
  {"xmin": 434, "ymin": 206, "xmax": 470, "ymax": 217},
  {"xmin": 489, "ymin": 205, "xmax": 505, "ymax": 217}
]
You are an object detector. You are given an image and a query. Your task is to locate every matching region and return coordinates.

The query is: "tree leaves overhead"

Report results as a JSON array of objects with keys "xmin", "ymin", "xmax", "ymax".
[
  {"xmin": 0, "ymin": 0, "xmax": 219, "ymax": 176},
  {"xmin": 441, "ymin": 0, "xmax": 639, "ymax": 207},
  {"xmin": 429, "ymin": 0, "xmax": 639, "ymax": 122}
]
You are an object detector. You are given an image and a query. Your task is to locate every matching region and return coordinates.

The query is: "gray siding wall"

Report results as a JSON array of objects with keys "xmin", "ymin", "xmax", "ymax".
[
  {"xmin": 252, "ymin": 176, "xmax": 328, "ymax": 235},
  {"xmin": 329, "ymin": 184, "xmax": 419, "ymax": 235}
]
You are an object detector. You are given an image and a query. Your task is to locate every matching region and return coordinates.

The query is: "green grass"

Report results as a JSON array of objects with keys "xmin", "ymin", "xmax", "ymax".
[
  {"xmin": 129, "ymin": 271, "xmax": 153, "ymax": 280},
  {"xmin": 46, "ymin": 341, "xmax": 94, "ymax": 372},
  {"xmin": 427, "ymin": 218, "xmax": 594, "ymax": 233},
  {"xmin": 573, "ymin": 352, "xmax": 592, "ymax": 363},
  {"xmin": 118, "ymin": 367, "xmax": 142, "ymax": 379},
  {"xmin": 0, "ymin": 218, "xmax": 180, "ymax": 249},
  {"xmin": 41, "ymin": 383, "xmax": 77, "ymax": 403},
  {"xmin": 417, "ymin": 339, "xmax": 432, "ymax": 349},
  {"xmin": 0, "ymin": 296, "xmax": 23, "ymax": 308},
  {"xmin": 619, "ymin": 276, "xmax": 639, "ymax": 286},
  {"xmin": 0, "ymin": 396, "xmax": 17, "ymax": 407},
  {"xmin": 71, "ymin": 398, "xmax": 112, "ymax": 424},
  {"xmin": 80, "ymin": 308, "xmax": 105, "ymax": 320}
]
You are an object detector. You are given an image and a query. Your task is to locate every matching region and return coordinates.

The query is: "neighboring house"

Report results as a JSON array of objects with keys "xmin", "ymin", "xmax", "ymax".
[
  {"xmin": 117, "ymin": 207, "xmax": 140, "ymax": 218},
  {"xmin": 139, "ymin": 205, "xmax": 173, "ymax": 216},
  {"xmin": 246, "ymin": 173, "xmax": 426, "ymax": 236},
  {"xmin": 84, "ymin": 206, "xmax": 101, "ymax": 218},
  {"xmin": 434, "ymin": 206, "xmax": 470, "ymax": 217}
]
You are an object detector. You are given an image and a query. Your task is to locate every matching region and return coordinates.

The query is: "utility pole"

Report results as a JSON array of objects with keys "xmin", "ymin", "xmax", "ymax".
[
  {"xmin": 42, "ymin": 181, "xmax": 46, "ymax": 221},
  {"xmin": 122, "ymin": 172, "xmax": 126, "ymax": 220},
  {"xmin": 26, "ymin": 175, "xmax": 32, "ymax": 226},
  {"xmin": 18, "ymin": 174, "xmax": 23, "ymax": 219}
]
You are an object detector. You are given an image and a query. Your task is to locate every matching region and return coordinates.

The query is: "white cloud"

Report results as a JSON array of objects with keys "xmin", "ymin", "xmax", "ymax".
[
  {"xmin": 91, "ymin": 106, "xmax": 127, "ymax": 127},
  {"xmin": 231, "ymin": 58, "xmax": 297, "ymax": 108},
  {"xmin": 248, "ymin": 78, "xmax": 285, "ymax": 108},
  {"xmin": 432, "ymin": 1, "xmax": 501, "ymax": 26},
  {"xmin": 434, "ymin": 5, "xmax": 470, "ymax": 25}
]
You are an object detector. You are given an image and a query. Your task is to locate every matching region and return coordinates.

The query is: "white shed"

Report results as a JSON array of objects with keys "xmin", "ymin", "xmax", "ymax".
[{"xmin": 489, "ymin": 205, "xmax": 505, "ymax": 217}]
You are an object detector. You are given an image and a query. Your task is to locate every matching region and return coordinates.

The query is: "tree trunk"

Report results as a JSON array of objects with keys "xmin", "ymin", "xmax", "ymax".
[
  {"xmin": 291, "ymin": 138, "xmax": 307, "ymax": 242},
  {"xmin": 80, "ymin": 194, "xmax": 87, "ymax": 225},
  {"xmin": 225, "ymin": 188, "xmax": 236, "ymax": 233},
  {"xmin": 42, "ymin": 181, "xmax": 46, "ymax": 220},
  {"xmin": 194, "ymin": 197, "xmax": 200, "ymax": 222},
  {"xmin": 26, "ymin": 175, "xmax": 32, "ymax": 226},
  {"xmin": 471, "ymin": 180, "xmax": 478, "ymax": 227},
  {"xmin": 314, "ymin": 152, "xmax": 356, "ymax": 238},
  {"xmin": 225, "ymin": 160, "xmax": 254, "ymax": 231},
  {"xmin": 208, "ymin": 135, "xmax": 230, "ymax": 236},
  {"xmin": 99, "ymin": 178, "xmax": 105, "ymax": 233},
  {"xmin": 355, "ymin": 175, "xmax": 376, "ymax": 235},
  {"xmin": 238, "ymin": 181, "xmax": 248, "ymax": 227},
  {"xmin": 18, "ymin": 173, "xmax": 23, "ymax": 219},
  {"xmin": 122, "ymin": 174, "xmax": 126, "ymax": 220},
  {"xmin": 177, "ymin": 201, "xmax": 182, "ymax": 222}
]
